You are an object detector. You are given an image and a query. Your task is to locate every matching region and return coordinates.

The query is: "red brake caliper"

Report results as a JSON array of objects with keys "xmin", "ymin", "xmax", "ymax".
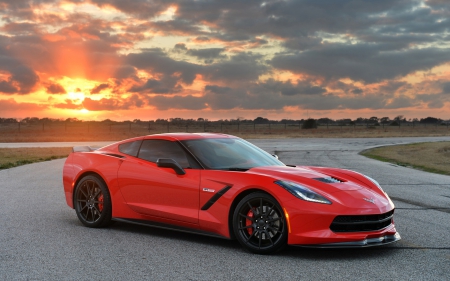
[
  {"xmin": 98, "ymin": 194, "xmax": 104, "ymax": 212},
  {"xmin": 246, "ymin": 209, "xmax": 254, "ymax": 235}
]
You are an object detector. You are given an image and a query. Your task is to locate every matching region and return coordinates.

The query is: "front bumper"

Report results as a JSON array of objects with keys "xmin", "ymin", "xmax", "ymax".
[
  {"xmin": 295, "ymin": 232, "xmax": 401, "ymax": 248},
  {"xmin": 282, "ymin": 195, "xmax": 399, "ymax": 246}
]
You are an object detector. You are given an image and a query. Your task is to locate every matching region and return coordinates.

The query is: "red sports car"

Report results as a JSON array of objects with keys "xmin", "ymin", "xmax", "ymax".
[{"xmin": 63, "ymin": 133, "xmax": 400, "ymax": 254}]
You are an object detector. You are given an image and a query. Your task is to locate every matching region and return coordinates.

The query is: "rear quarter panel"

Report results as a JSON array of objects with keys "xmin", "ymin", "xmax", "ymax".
[{"xmin": 63, "ymin": 152, "xmax": 123, "ymax": 209}]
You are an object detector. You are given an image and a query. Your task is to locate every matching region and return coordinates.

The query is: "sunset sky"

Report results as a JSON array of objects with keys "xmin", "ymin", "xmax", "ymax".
[{"xmin": 1, "ymin": 0, "xmax": 449, "ymax": 121}]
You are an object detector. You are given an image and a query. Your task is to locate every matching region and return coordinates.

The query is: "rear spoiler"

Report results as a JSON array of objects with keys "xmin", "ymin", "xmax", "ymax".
[{"xmin": 72, "ymin": 146, "xmax": 98, "ymax": 153}]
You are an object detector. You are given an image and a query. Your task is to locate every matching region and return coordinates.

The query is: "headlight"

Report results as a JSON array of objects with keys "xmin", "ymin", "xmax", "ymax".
[{"xmin": 275, "ymin": 180, "xmax": 332, "ymax": 205}]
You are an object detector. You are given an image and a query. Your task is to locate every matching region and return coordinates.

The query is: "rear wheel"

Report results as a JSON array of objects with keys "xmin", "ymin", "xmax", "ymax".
[
  {"xmin": 74, "ymin": 175, "xmax": 112, "ymax": 228},
  {"xmin": 233, "ymin": 192, "xmax": 287, "ymax": 254}
]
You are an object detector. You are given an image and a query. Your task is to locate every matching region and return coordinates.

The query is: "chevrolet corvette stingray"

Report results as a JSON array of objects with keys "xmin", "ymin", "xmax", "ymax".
[{"xmin": 63, "ymin": 133, "xmax": 400, "ymax": 254}]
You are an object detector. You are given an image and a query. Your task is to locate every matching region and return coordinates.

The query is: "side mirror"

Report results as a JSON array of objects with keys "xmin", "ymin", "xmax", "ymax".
[
  {"xmin": 156, "ymin": 158, "xmax": 186, "ymax": 175},
  {"xmin": 272, "ymin": 154, "xmax": 279, "ymax": 159}
]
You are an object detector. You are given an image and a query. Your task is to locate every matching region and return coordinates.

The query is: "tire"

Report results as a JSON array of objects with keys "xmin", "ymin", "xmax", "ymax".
[
  {"xmin": 74, "ymin": 175, "xmax": 112, "ymax": 228},
  {"xmin": 233, "ymin": 192, "xmax": 287, "ymax": 254}
]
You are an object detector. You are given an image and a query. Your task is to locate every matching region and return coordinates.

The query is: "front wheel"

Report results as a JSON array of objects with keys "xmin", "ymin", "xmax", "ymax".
[
  {"xmin": 74, "ymin": 175, "xmax": 112, "ymax": 228},
  {"xmin": 233, "ymin": 192, "xmax": 287, "ymax": 254}
]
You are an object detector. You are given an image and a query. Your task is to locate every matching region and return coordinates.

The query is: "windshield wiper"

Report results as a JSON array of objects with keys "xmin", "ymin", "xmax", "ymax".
[{"xmin": 226, "ymin": 167, "xmax": 249, "ymax": 171}]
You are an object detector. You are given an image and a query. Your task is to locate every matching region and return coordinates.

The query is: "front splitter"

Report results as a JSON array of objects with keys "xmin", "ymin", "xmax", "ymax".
[{"xmin": 294, "ymin": 232, "xmax": 401, "ymax": 248}]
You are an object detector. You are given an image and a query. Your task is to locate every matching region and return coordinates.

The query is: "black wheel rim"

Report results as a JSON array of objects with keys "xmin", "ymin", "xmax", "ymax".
[
  {"xmin": 76, "ymin": 180, "xmax": 104, "ymax": 223},
  {"xmin": 237, "ymin": 197, "xmax": 285, "ymax": 250}
]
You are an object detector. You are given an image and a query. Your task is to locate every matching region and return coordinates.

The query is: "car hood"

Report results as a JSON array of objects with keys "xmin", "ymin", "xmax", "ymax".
[
  {"xmin": 249, "ymin": 166, "xmax": 364, "ymax": 193},
  {"xmin": 248, "ymin": 166, "xmax": 391, "ymax": 211}
]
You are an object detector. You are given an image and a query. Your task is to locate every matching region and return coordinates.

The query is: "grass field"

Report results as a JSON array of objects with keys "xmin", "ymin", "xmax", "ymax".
[
  {"xmin": 361, "ymin": 141, "xmax": 450, "ymax": 176},
  {"xmin": 0, "ymin": 122, "xmax": 449, "ymax": 142},
  {"xmin": 0, "ymin": 147, "xmax": 72, "ymax": 170},
  {"xmin": 1, "ymin": 122, "xmax": 449, "ymax": 173}
]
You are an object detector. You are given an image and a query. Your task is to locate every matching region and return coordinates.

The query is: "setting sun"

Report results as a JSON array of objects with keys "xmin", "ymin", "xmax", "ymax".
[{"xmin": 67, "ymin": 91, "xmax": 85, "ymax": 101}]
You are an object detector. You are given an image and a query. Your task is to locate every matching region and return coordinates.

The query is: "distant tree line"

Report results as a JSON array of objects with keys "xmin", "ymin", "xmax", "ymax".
[{"xmin": 0, "ymin": 116, "xmax": 448, "ymax": 126}]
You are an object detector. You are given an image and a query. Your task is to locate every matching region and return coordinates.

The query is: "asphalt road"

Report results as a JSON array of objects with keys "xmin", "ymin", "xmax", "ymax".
[{"xmin": 1, "ymin": 137, "xmax": 449, "ymax": 280}]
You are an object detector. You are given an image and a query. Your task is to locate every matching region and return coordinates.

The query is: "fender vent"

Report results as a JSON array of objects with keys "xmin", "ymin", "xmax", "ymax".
[
  {"xmin": 314, "ymin": 177, "xmax": 343, "ymax": 183},
  {"xmin": 103, "ymin": 153, "xmax": 125, "ymax": 159}
]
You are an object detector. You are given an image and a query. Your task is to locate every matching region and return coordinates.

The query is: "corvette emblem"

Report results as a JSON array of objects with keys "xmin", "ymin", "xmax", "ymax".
[
  {"xmin": 203, "ymin": 188, "xmax": 215, "ymax": 193},
  {"xmin": 363, "ymin": 197, "xmax": 375, "ymax": 204}
]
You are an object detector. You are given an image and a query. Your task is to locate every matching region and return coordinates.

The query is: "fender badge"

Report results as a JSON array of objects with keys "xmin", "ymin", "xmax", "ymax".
[
  {"xmin": 363, "ymin": 197, "xmax": 375, "ymax": 204},
  {"xmin": 203, "ymin": 188, "xmax": 215, "ymax": 193}
]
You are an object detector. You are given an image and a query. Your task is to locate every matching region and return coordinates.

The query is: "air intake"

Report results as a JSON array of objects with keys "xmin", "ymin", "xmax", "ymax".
[
  {"xmin": 330, "ymin": 210, "xmax": 394, "ymax": 232},
  {"xmin": 314, "ymin": 177, "xmax": 343, "ymax": 184}
]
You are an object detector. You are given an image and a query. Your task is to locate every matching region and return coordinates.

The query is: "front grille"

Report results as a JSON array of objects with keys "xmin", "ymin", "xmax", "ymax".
[{"xmin": 330, "ymin": 210, "xmax": 394, "ymax": 232}]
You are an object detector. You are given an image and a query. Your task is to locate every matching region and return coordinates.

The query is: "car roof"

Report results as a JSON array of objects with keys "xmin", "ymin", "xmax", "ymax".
[
  {"xmin": 97, "ymin": 133, "xmax": 236, "ymax": 153},
  {"xmin": 143, "ymin": 133, "xmax": 236, "ymax": 141}
]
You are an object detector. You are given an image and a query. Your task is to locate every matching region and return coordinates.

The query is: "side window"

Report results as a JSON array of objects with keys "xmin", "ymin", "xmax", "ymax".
[
  {"xmin": 118, "ymin": 140, "xmax": 142, "ymax": 157},
  {"xmin": 138, "ymin": 140, "xmax": 190, "ymax": 168}
]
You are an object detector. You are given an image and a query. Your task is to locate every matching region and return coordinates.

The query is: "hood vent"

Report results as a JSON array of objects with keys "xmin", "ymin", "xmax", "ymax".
[{"xmin": 314, "ymin": 177, "xmax": 343, "ymax": 184}]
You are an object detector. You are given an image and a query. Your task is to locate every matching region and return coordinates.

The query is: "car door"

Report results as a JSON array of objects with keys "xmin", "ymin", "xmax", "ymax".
[{"xmin": 118, "ymin": 139, "xmax": 200, "ymax": 224}]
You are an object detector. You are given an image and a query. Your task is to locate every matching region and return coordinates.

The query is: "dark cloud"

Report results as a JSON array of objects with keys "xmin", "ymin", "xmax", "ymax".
[
  {"xmin": 172, "ymin": 43, "xmax": 226, "ymax": 63},
  {"xmin": 0, "ymin": 81, "xmax": 18, "ymax": 94},
  {"xmin": 130, "ymin": 77, "xmax": 182, "ymax": 94},
  {"xmin": 0, "ymin": 35, "xmax": 39, "ymax": 95},
  {"xmin": 384, "ymin": 96, "xmax": 417, "ymax": 109},
  {"xmin": 413, "ymin": 91, "xmax": 450, "ymax": 108},
  {"xmin": 91, "ymin": 0, "xmax": 171, "ymax": 19},
  {"xmin": 143, "ymin": 85, "xmax": 389, "ymax": 111},
  {"xmin": 114, "ymin": 65, "xmax": 137, "ymax": 79},
  {"xmin": 0, "ymin": 60, "xmax": 39, "ymax": 95},
  {"xmin": 127, "ymin": 49, "xmax": 267, "ymax": 94},
  {"xmin": 442, "ymin": 82, "xmax": 450, "ymax": 94},
  {"xmin": 427, "ymin": 99, "xmax": 444, "ymax": 108},
  {"xmin": 282, "ymin": 36, "xmax": 322, "ymax": 51},
  {"xmin": 247, "ymin": 37, "xmax": 269, "ymax": 48},
  {"xmin": 1, "ymin": 22, "xmax": 40, "ymax": 35},
  {"xmin": 377, "ymin": 81, "xmax": 409, "ymax": 94},
  {"xmin": 53, "ymin": 99, "xmax": 82, "ymax": 110},
  {"xmin": 271, "ymin": 44, "xmax": 450, "ymax": 83},
  {"xmin": 204, "ymin": 53, "xmax": 267, "ymax": 82},
  {"xmin": 148, "ymin": 95, "xmax": 206, "ymax": 110},
  {"xmin": 82, "ymin": 95, "xmax": 144, "ymax": 111},
  {"xmin": 141, "ymin": 19, "xmax": 204, "ymax": 36},
  {"xmin": 0, "ymin": 98, "xmax": 47, "ymax": 111},
  {"xmin": 193, "ymin": 36, "xmax": 210, "ymax": 42},
  {"xmin": 46, "ymin": 83, "xmax": 66, "ymax": 94},
  {"xmin": 127, "ymin": 48, "xmax": 199, "ymax": 85},
  {"xmin": 173, "ymin": 43, "xmax": 188, "ymax": 51},
  {"xmin": 260, "ymin": 79, "xmax": 326, "ymax": 96},
  {"xmin": 175, "ymin": 0, "xmax": 417, "ymax": 41},
  {"xmin": 204, "ymin": 85, "xmax": 232, "ymax": 94},
  {"xmin": 186, "ymin": 48, "xmax": 226, "ymax": 60},
  {"xmin": 90, "ymin": 83, "xmax": 109, "ymax": 94}
]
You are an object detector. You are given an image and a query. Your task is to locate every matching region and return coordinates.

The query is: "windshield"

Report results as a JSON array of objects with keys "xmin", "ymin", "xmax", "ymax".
[{"xmin": 181, "ymin": 138, "xmax": 285, "ymax": 170}]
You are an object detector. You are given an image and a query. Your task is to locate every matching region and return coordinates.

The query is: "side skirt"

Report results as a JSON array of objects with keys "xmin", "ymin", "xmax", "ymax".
[{"xmin": 112, "ymin": 218, "xmax": 230, "ymax": 240}]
